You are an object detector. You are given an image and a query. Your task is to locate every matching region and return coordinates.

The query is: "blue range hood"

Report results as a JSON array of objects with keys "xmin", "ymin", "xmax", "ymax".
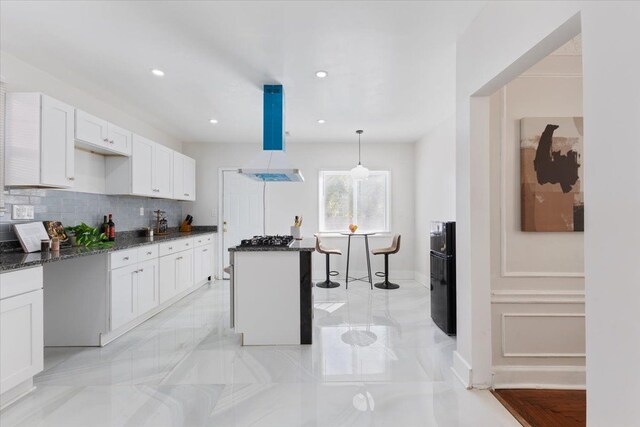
[{"xmin": 239, "ymin": 85, "xmax": 304, "ymax": 183}]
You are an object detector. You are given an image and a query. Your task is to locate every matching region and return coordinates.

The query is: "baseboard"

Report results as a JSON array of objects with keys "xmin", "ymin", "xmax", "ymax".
[
  {"xmin": 415, "ymin": 271, "xmax": 428, "ymax": 286},
  {"xmin": 492, "ymin": 365, "xmax": 586, "ymax": 390},
  {"xmin": 0, "ymin": 378, "xmax": 35, "ymax": 411},
  {"xmin": 452, "ymin": 351, "xmax": 472, "ymax": 389}
]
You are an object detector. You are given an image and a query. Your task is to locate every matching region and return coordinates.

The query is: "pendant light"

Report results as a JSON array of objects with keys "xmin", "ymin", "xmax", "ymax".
[{"xmin": 350, "ymin": 129, "xmax": 369, "ymax": 180}]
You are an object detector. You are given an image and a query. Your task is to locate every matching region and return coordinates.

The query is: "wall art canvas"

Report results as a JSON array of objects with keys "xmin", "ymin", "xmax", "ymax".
[{"xmin": 520, "ymin": 117, "xmax": 584, "ymax": 232}]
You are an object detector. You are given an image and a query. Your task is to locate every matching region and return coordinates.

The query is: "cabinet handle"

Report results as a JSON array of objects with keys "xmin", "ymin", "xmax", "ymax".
[
  {"xmin": 109, "ymin": 139, "xmax": 115, "ymax": 144},
  {"xmin": 138, "ymin": 268, "xmax": 144, "ymax": 272},
  {"xmin": 186, "ymin": 243, "xmax": 189, "ymax": 246},
  {"xmin": 147, "ymin": 251, "xmax": 152, "ymax": 255},
  {"xmin": 184, "ymin": 193, "xmax": 189, "ymax": 196},
  {"xmin": 103, "ymin": 137, "xmax": 109, "ymax": 142},
  {"xmin": 123, "ymin": 257, "xmax": 129, "ymax": 261},
  {"xmin": 203, "ymin": 249, "xmax": 208, "ymax": 252},
  {"xmin": 68, "ymin": 177, "xmax": 75, "ymax": 181},
  {"xmin": 169, "ymin": 247, "xmax": 173, "ymax": 250}
]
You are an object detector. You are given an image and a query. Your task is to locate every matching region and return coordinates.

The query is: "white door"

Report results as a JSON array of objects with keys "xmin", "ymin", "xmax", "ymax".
[
  {"xmin": 137, "ymin": 259, "xmax": 159, "ymax": 314},
  {"xmin": 222, "ymin": 170, "xmax": 264, "ymax": 278},
  {"xmin": 110, "ymin": 264, "xmax": 138, "ymax": 330},
  {"xmin": 107, "ymin": 123, "xmax": 132, "ymax": 156},
  {"xmin": 75, "ymin": 109, "xmax": 108, "ymax": 150},
  {"xmin": 41, "ymin": 95, "xmax": 74, "ymax": 188},
  {"xmin": 132, "ymin": 135, "xmax": 154, "ymax": 196},
  {"xmin": 153, "ymin": 144, "xmax": 173, "ymax": 198},
  {"xmin": 173, "ymin": 152, "xmax": 185, "ymax": 200},
  {"xmin": 159, "ymin": 253, "xmax": 178, "ymax": 304},
  {"xmin": 0, "ymin": 290, "xmax": 43, "ymax": 394},
  {"xmin": 184, "ymin": 156, "xmax": 196, "ymax": 201}
]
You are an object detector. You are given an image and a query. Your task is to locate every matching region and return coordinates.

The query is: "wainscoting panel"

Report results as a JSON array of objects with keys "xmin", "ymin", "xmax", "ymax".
[{"xmin": 502, "ymin": 313, "xmax": 585, "ymax": 357}]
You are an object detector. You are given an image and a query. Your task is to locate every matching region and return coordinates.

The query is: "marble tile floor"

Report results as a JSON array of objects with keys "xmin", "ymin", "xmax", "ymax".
[{"xmin": 0, "ymin": 280, "xmax": 518, "ymax": 427}]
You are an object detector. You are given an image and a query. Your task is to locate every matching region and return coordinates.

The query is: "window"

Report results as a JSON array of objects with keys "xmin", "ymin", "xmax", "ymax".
[{"xmin": 319, "ymin": 171, "xmax": 390, "ymax": 233}]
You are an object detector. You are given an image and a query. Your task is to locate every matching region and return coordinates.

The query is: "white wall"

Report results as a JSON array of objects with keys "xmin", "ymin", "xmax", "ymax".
[
  {"xmin": 0, "ymin": 52, "xmax": 183, "ymax": 194},
  {"xmin": 413, "ymin": 117, "xmax": 456, "ymax": 285},
  {"xmin": 490, "ymin": 54, "xmax": 586, "ymax": 389},
  {"xmin": 456, "ymin": 2, "xmax": 640, "ymax": 425},
  {"xmin": 183, "ymin": 141, "xmax": 416, "ymax": 281}
]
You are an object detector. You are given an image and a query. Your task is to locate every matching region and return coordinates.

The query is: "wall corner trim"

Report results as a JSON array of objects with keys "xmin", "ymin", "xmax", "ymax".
[{"xmin": 452, "ymin": 351, "xmax": 472, "ymax": 389}]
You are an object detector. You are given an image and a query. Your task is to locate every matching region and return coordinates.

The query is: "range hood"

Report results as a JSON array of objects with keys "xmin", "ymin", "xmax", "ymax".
[{"xmin": 239, "ymin": 85, "xmax": 304, "ymax": 182}]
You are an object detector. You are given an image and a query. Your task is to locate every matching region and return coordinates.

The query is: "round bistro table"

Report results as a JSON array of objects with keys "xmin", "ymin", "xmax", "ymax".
[{"xmin": 340, "ymin": 232, "xmax": 377, "ymax": 289}]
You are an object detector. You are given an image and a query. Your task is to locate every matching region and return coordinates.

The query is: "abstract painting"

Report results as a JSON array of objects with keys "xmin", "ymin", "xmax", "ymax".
[{"xmin": 521, "ymin": 117, "xmax": 584, "ymax": 232}]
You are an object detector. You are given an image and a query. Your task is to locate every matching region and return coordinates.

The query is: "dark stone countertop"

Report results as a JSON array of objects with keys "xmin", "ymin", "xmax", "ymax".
[
  {"xmin": 228, "ymin": 237, "xmax": 316, "ymax": 252},
  {"xmin": 0, "ymin": 228, "xmax": 217, "ymax": 273}
]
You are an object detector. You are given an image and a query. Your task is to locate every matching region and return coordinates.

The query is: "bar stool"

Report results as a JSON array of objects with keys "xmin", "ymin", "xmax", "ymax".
[
  {"xmin": 371, "ymin": 234, "xmax": 402, "ymax": 290},
  {"xmin": 315, "ymin": 234, "xmax": 342, "ymax": 288}
]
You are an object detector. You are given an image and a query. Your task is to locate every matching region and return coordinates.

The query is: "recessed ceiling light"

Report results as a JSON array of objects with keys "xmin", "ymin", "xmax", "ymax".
[
  {"xmin": 151, "ymin": 69, "xmax": 165, "ymax": 77},
  {"xmin": 209, "ymin": 119, "xmax": 218, "ymax": 124},
  {"xmin": 315, "ymin": 70, "xmax": 328, "ymax": 78},
  {"xmin": 317, "ymin": 119, "xmax": 326, "ymax": 124}
]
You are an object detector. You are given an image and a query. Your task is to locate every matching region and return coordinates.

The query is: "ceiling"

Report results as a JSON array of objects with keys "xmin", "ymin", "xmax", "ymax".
[{"xmin": 0, "ymin": 1, "xmax": 485, "ymax": 145}]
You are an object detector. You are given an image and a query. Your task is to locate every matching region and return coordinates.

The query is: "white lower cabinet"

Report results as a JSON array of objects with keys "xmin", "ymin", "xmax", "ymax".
[
  {"xmin": 159, "ymin": 248, "xmax": 194, "ymax": 303},
  {"xmin": 110, "ymin": 258, "xmax": 159, "ymax": 331},
  {"xmin": 194, "ymin": 243, "xmax": 214, "ymax": 284},
  {"xmin": 110, "ymin": 264, "xmax": 139, "ymax": 331},
  {"xmin": 137, "ymin": 259, "xmax": 159, "ymax": 314},
  {"xmin": 0, "ymin": 267, "xmax": 44, "ymax": 399}
]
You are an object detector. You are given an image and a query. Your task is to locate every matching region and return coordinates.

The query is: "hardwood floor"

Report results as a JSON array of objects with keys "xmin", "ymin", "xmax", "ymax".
[{"xmin": 492, "ymin": 389, "xmax": 586, "ymax": 427}]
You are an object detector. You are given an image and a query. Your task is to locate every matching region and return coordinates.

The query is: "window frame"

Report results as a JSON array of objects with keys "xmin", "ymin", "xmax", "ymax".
[{"xmin": 318, "ymin": 170, "xmax": 391, "ymax": 233}]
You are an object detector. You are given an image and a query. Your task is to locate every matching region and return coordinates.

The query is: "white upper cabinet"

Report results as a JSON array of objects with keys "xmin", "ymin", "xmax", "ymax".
[
  {"xmin": 153, "ymin": 143, "xmax": 173, "ymax": 198},
  {"xmin": 106, "ymin": 134, "xmax": 175, "ymax": 199},
  {"xmin": 107, "ymin": 123, "xmax": 132, "ymax": 156},
  {"xmin": 5, "ymin": 93, "xmax": 75, "ymax": 188},
  {"xmin": 172, "ymin": 152, "xmax": 196, "ymax": 201},
  {"xmin": 75, "ymin": 110, "xmax": 131, "ymax": 156},
  {"xmin": 131, "ymin": 135, "xmax": 154, "ymax": 196}
]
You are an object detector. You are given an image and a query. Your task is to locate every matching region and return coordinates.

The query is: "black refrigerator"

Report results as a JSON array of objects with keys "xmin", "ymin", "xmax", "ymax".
[{"xmin": 430, "ymin": 221, "xmax": 456, "ymax": 335}]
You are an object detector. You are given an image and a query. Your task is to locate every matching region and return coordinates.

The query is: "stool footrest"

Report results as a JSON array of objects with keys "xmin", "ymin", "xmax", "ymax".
[
  {"xmin": 329, "ymin": 270, "xmax": 339, "ymax": 277},
  {"xmin": 375, "ymin": 271, "xmax": 386, "ymax": 278}
]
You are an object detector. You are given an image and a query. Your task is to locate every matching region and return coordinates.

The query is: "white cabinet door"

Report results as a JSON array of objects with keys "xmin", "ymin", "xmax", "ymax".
[
  {"xmin": 202, "ymin": 243, "xmax": 214, "ymax": 281},
  {"xmin": 110, "ymin": 264, "xmax": 138, "ymax": 330},
  {"xmin": 41, "ymin": 96, "xmax": 74, "ymax": 188},
  {"xmin": 131, "ymin": 135, "xmax": 154, "ymax": 196},
  {"xmin": 177, "ymin": 250, "xmax": 194, "ymax": 291},
  {"xmin": 75, "ymin": 109, "xmax": 108, "ymax": 150},
  {"xmin": 0, "ymin": 290, "xmax": 44, "ymax": 394},
  {"xmin": 194, "ymin": 245, "xmax": 203, "ymax": 284},
  {"xmin": 153, "ymin": 143, "xmax": 173, "ymax": 198},
  {"xmin": 184, "ymin": 156, "xmax": 196, "ymax": 201},
  {"xmin": 107, "ymin": 123, "xmax": 132, "ymax": 156},
  {"xmin": 173, "ymin": 152, "xmax": 185, "ymax": 201},
  {"xmin": 194, "ymin": 244, "xmax": 213, "ymax": 284},
  {"xmin": 137, "ymin": 259, "xmax": 159, "ymax": 314},
  {"xmin": 159, "ymin": 253, "xmax": 179, "ymax": 304}
]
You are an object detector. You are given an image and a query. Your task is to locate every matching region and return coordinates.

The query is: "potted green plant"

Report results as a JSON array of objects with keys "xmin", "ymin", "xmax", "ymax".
[{"xmin": 65, "ymin": 223, "xmax": 113, "ymax": 248}]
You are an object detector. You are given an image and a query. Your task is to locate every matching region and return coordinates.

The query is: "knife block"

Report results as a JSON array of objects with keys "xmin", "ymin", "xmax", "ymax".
[{"xmin": 179, "ymin": 223, "xmax": 192, "ymax": 233}]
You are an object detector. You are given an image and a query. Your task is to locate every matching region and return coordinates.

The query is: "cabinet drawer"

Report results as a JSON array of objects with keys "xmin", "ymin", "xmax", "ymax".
[
  {"xmin": 110, "ymin": 248, "xmax": 138, "ymax": 269},
  {"xmin": 194, "ymin": 234, "xmax": 214, "ymax": 247},
  {"xmin": 0, "ymin": 267, "xmax": 43, "ymax": 300},
  {"xmin": 137, "ymin": 244, "xmax": 158, "ymax": 262},
  {"xmin": 159, "ymin": 238, "xmax": 193, "ymax": 257}
]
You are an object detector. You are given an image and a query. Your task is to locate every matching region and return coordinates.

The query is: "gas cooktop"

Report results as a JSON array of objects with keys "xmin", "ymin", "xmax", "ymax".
[{"xmin": 239, "ymin": 235, "xmax": 294, "ymax": 248}]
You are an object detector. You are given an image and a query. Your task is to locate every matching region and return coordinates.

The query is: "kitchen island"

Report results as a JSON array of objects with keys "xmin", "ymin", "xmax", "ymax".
[{"xmin": 229, "ymin": 238, "xmax": 314, "ymax": 345}]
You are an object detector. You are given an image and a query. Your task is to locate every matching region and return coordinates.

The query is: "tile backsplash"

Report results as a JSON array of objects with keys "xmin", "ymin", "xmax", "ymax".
[{"xmin": 0, "ymin": 189, "xmax": 185, "ymax": 242}]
